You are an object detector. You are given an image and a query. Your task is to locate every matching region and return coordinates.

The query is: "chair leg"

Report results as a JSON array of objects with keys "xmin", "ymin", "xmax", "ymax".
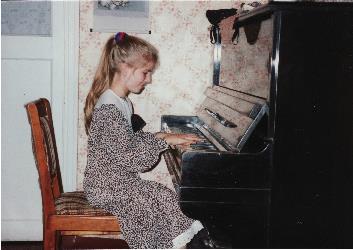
[{"xmin": 44, "ymin": 229, "xmax": 57, "ymax": 250}]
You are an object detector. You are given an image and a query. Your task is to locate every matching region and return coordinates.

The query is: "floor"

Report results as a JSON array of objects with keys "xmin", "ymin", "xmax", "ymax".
[
  {"xmin": 1, "ymin": 236, "xmax": 129, "ymax": 249},
  {"xmin": 1, "ymin": 241, "xmax": 42, "ymax": 250}
]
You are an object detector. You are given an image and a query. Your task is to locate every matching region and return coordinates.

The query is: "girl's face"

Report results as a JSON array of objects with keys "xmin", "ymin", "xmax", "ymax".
[{"xmin": 124, "ymin": 61, "xmax": 155, "ymax": 95}]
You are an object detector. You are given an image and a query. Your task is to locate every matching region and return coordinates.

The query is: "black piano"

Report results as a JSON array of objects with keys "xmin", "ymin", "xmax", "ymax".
[{"xmin": 161, "ymin": 2, "xmax": 353, "ymax": 248}]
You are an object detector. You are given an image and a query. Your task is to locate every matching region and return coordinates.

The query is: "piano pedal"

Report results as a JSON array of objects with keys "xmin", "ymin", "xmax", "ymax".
[
  {"xmin": 186, "ymin": 228, "xmax": 231, "ymax": 249},
  {"xmin": 186, "ymin": 228, "xmax": 213, "ymax": 249},
  {"xmin": 207, "ymin": 239, "xmax": 232, "ymax": 249}
]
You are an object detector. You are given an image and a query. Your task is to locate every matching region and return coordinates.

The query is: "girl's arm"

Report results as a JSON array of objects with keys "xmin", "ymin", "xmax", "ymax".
[{"xmin": 89, "ymin": 105, "xmax": 168, "ymax": 173}]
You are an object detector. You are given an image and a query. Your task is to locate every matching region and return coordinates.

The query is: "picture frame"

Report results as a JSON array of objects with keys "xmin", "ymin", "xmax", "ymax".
[{"xmin": 93, "ymin": 0, "xmax": 150, "ymax": 33}]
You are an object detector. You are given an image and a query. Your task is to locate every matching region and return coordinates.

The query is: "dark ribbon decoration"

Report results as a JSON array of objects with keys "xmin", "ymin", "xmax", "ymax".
[{"xmin": 206, "ymin": 8, "xmax": 237, "ymax": 44}]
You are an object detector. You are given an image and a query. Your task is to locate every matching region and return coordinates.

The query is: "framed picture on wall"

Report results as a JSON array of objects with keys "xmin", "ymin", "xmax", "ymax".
[{"xmin": 93, "ymin": 0, "xmax": 150, "ymax": 33}]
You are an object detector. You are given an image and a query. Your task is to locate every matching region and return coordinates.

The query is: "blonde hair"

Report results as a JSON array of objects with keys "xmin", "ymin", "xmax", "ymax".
[{"xmin": 84, "ymin": 34, "xmax": 159, "ymax": 135}]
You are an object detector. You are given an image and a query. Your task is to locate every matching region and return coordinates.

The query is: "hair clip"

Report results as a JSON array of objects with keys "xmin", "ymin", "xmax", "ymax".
[{"xmin": 115, "ymin": 32, "xmax": 127, "ymax": 43}]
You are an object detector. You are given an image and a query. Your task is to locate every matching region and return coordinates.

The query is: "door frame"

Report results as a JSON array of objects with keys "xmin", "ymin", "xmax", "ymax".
[{"xmin": 52, "ymin": 1, "xmax": 79, "ymax": 192}]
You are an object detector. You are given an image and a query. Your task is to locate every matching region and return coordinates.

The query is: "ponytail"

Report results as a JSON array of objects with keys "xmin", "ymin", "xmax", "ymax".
[{"xmin": 84, "ymin": 37, "xmax": 116, "ymax": 134}]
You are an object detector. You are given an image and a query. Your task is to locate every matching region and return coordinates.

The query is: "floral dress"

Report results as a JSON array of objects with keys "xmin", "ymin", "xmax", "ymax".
[{"xmin": 83, "ymin": 91, "xmax": 203, "ymax": 249}]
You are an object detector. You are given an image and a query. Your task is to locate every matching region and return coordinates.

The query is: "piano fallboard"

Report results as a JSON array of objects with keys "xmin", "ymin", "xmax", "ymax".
[{"xmin": 161, "ymin": 114, "xmax": 271, "ymax": 200}]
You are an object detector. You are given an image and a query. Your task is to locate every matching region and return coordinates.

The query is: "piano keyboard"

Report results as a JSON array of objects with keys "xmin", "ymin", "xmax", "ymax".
[{"xmin": 162, "ymin": 122, "xmax": 224, "ymax": 151}]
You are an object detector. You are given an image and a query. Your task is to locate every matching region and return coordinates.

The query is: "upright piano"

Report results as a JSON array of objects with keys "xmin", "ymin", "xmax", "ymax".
[{"xmin": 161, "ymin": 2, "xmax": 353, "ymax": 248}]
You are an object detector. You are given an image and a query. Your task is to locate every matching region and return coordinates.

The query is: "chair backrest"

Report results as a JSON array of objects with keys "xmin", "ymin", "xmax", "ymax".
[{"xmin": 26, "ymin": 98, "xmax": 63, "ymax": 215}]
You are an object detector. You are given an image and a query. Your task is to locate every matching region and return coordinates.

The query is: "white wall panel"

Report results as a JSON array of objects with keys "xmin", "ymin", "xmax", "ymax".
[{"xmin": 1, "ymin": 59, "xmax": 52, "ymax": 240}]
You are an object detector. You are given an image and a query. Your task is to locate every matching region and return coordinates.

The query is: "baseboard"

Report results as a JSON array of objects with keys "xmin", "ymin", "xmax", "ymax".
[{"xmin": 1, "ymin": 220, "xmax": 43, "ymax": 241}]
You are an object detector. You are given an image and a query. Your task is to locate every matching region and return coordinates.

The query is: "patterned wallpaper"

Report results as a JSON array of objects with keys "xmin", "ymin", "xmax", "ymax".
[
  {"xmin": 219, "ymin": 16, "xmax": 272, "ymax": 99},
  {"xmin": 77, "ymin": 0, "xmax": 266, "ymax": 190}
]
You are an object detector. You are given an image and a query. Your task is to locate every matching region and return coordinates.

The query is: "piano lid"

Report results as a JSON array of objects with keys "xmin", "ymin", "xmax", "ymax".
[{"xmin": 197, "ymin": 86, "xmax": 267, "ymax": 152}]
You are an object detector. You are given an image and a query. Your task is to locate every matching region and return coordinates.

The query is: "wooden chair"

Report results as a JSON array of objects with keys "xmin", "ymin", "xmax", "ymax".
[{"xmin": 25, "ymin": 98, "xmax": 125, "ymax": 250}]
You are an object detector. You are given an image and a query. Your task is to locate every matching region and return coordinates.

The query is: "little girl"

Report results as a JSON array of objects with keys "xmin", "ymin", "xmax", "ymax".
[{"xmin": 83, "ymin": 32, "xmax": 209, "ymax": 249}]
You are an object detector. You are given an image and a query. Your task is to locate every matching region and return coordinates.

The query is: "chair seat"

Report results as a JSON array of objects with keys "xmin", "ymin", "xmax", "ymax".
[{"xmin": 55, "ymin": 191, "xmax": 112, "ymax": 216}]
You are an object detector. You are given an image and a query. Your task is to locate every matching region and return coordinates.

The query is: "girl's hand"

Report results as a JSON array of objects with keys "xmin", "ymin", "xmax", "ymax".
[{"xmin": 156, "ymin": 132, "xmax": 202, "ymax": 146}]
